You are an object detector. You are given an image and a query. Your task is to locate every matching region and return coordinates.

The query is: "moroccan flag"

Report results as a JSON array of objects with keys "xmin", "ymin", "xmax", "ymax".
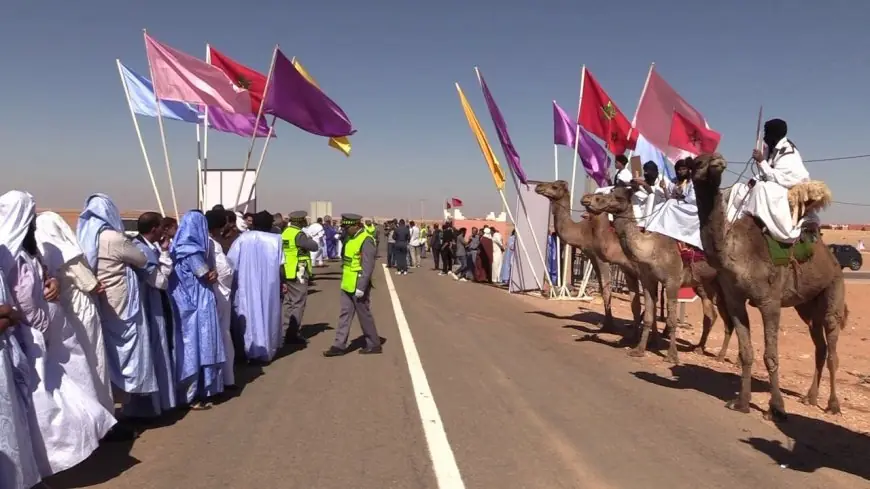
[
  {"xmin": 144, "ymin": 33, "xmax": 251, "ymax": 114},
  {"xmin": 292, "ymin": 59, "xmax": 352, "ymax": 157},
  {"xmin": 477, "ymin": 69, "xmax": 527, "ymax": 184},
  {"xmin": 455, "ymin": 83, "xmax": 506, "ymax": 191},
  {"xmin": 668, "ymin": 111, "xmax": 720, "ymax": 156},
  {"xmin": 264, "ymin": 49, "xmax": 355, "ymax": 138},
  {"xmin": 635, "ymin": 67, "xmax": 709, "ymax": 161},
  {"xmin": 578, "ymin": 69, "xmax": 636, "ymax": 155},
  {"xmin": 208, "ymin": 45, "xmax": 268, "ymax": 115},
  {"xmin": 451, "ymin": 197, "xmax": 463, "ymax": 207}
]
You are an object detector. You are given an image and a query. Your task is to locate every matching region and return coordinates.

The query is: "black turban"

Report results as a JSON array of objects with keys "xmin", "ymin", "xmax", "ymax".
[
  {"xmin": 205, "ymin": 210, "xmax": 226, "ymax": 231},
  {"xmin": 763, "ymin": 118, "xmax": 788, "ymax": 149},
  {"xmin": 252, "ymin": 211, "xmax": 273, "ymax": 232}
]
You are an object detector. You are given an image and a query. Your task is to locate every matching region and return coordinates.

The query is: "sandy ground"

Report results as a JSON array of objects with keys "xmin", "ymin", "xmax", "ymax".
[{"xmin": 517, "ymin": 283, "xmax": 870, "ymax": 436}]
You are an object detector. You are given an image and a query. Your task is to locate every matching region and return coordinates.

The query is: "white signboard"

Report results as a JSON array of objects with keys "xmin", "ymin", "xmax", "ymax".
[{"xmin": 201, "ymin": 169, "xmax": 256, "ymax": 212}]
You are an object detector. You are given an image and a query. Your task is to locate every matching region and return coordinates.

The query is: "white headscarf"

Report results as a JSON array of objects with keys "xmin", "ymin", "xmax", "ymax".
[
  {"xmin": 235, "ymin": 211, "xmax": 248, "ymax": 232},
  {"xmin": 35, "ymin": 211, "xmax": 84, "ymax": 275},
  {"xmin": 483, "ymin": 227, "xmax": 492, "ymax": 237},
  {"xmin": 0, "ymin": 191, "xmax": 37, "ymax": 273}
]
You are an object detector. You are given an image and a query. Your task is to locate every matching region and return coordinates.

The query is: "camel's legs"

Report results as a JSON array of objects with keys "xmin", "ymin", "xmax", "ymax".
[
  {"xmin": 663, "ymin": 279, "xmax": 680, "ymax": 364},
  {"xmin": 758, "ymin": 300, "xmax": 787, "ymax": 421},
  {"xmin": 713, "ymin": 293, "xmax": 734, "ymax": 362},
  {"xmin": 816, "ymin": 280, "xmax": 845, "ymax": 414},
  {"xmin": 629, "ymin": 275, "xmax": 658, "ymax": 358},
  {"xmin": 625, "ymin": 273, "xmax": 643, "ymax": 330},
  {"xmin": 794, "ymin": 299, "xmax": 824, "ymax": 408},
  {"xmin": 719, "ymin": 284, "xmax": 753, "ymax": 414},
  {"xmin": 692, "ymin": 283, "xmax": 717, "ymax": 354},
  {"xmin": 590, "ymin": 257, "xmax": 614, "ymax": 330}
]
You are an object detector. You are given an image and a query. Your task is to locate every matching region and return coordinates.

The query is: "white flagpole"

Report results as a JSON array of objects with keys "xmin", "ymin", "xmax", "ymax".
[
  {"xmin": 144, "ymin": 30, "xmax": 180, "ymax": 219},
  {"xmin": 472, "ymin": 68, "xmax": 553, "ymax": 293},
  {"xmin": 196, "ymin": 124, "xmax": 203, "ymax": 209},
  {"xmin": 234, "ymin": 45, "xmax": 279, "ymax": 210},
  {"xmin": 116, "ymin": 59, "xmax": 166, "ymax": 216},
  {"xmin": 626, "ymin": 62, "xmax": 655, "ymax": 162},
  {"xmin": 553, "ymin": 143, "xmax": 562, "ymax": 292},
  {"xmin": 242, "ymin": 115, "xmax": 277, "ymax": 214},
  {"xmin": 560, "ymin": 66, "xmax": 586, "ymax": 298},
  {"xmin": 498, "ymin": 189, "xmax": 542, "ymax": 291},
  {"xmin": 203, "ymin": 44, "xmax": 212, "ymax": 210}
]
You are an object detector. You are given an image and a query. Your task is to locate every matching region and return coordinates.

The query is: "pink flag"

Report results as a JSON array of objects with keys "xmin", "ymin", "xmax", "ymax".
[
  {"xmin": 635, "ymin": 68, "xmax": 708, "ymax": 161},
  {"xmin": 144, "ymin": 33, "xmax": 251, "ymax": 114}
]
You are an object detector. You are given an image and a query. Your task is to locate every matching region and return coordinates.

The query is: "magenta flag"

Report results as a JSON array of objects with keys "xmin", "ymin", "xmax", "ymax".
[
  {"xmin": 477, "ymin": 70, "xmax": 527, "ymax": 184},
  {"xmin": 206, "ymin": 107, "xmax": 274, "ymax": 138},
  {"xmin": 144, "ymin": 33, "xmax": 251, "ymax": 114},
  {"xmin": 553, "ymin": 101, "xmax": 609, "ymax": 187},
  {"xmin": 264, "ymin": 49, "xmax": 355, "ymax": 138}
]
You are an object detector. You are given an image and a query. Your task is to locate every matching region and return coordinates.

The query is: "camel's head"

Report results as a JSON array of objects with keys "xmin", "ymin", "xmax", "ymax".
[
  {"xmin": 534, "ymin": 180, "xmax": 570, "ymax": 201},
  {"xmin": 581, "ymin": 187, "xmax": 631, "ymax": 215},
  {"xmin": 689, "ymin": 153, "xmax": 727, "ymax": 186}
]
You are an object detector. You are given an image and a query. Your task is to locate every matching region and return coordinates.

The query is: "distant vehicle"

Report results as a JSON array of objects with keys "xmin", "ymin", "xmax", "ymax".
[
  {"xmin": 122, "ymin": 218, "xmax": 139, "ymax": 238},
  {"xmin": 828, "ymin": 244, "xmax": 862, "ymax": 271}
]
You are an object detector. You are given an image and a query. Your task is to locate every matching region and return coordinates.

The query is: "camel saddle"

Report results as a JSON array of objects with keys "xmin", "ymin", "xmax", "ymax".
[
  {"xmin": 761, "ymin": 181, "xmax": 832, "ymax": 267},
  {"xmin": 677, "ymin": 241, "xmax": 706, "ymax": 265}
]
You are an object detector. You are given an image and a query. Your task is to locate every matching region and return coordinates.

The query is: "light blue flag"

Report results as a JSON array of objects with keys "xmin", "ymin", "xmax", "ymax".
[
  {"xmin": 118, "ymin": 61, "xmax": 201, "ymax": 123},
  {"xmin": 635, "ymin": 133, "xmax": 675, "ymax": 180}
]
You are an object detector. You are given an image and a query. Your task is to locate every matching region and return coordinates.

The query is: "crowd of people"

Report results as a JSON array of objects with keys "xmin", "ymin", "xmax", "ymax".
[
  {"xmin": 382, "ymin": 219, "xmax": 517, "ymax": 285},
  {"xmin": 0, "ymin": 190, "xmax": 381, "ymax": 489}
]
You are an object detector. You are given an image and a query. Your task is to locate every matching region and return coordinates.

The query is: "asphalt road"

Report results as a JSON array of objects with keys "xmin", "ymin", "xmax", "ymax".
[
  {"xmin": 844, "ymin": 270, "xmax": 870, "ymax": 281},
  {"xmin": 47, "ymin": 257, "xmax": 869, "ymax": 489}
]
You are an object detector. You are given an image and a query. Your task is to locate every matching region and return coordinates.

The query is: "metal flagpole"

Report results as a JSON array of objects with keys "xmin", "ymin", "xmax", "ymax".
[
  {"xmin": 143, "ymin": 29, "xmax": 179, "ymax": 219},
  {"xmin": 116, "ymin": 58, "xmax": 166, "ymax": 216},
  {"xmin": 560, "ymin": 66, "xmax": 586, "ymax": 299}
]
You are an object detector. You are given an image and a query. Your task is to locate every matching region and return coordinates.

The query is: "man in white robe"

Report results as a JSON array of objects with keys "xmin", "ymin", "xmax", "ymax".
[
  {"xmin": 729, "ymin": 118, "xmax": 815, "ymax": 242},
  {"xmin": 305, "ymin": 219, "xmax": 326, "ymax": 267},
  {"xmin": 644, "ymin": 159, "xmax": 704, "ymax": 249},
  {"xmin": 207, "ymin": 210, "xmax": 235, "ymax": 387},
  {"xmin": 630, "ymin": 161, "xmax": 667, "ymax": 229}
]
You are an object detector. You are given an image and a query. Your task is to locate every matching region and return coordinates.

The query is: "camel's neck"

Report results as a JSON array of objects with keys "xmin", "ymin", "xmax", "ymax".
[
  {"xmin": 611, "ymin": 207, "xmax": 653, "ymax": 261},
  {"xmin": 694, "ymin": 178, "xmax": 728, "ymax": 267},
  {"xmin": 551, "ymin": 195, "xmax": 575, "ymax": 237}
]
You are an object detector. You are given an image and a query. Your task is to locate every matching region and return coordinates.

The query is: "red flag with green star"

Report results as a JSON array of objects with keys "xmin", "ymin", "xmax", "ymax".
[
  {"xmin": 578, "ymin": 69, "xmax": 636, "ymax": 155},
  {"xmin": 208, "ymin": 46, "xmax": 267, "ymax": 114}
]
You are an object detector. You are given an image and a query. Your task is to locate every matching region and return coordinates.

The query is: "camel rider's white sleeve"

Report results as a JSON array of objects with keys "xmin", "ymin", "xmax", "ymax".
[
  {"xmin": 758, "ymin": 151, "xmax": 809, "ymax": 189},
  {"xmin": 615, "ymin": 168, "xmax": 632, "ymax": 185}
]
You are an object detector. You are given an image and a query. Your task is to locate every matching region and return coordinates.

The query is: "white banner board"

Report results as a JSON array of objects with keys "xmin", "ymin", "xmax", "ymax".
[{"xmin": 201, "ymin": 169, "xmax": 256, "ymax": 212}]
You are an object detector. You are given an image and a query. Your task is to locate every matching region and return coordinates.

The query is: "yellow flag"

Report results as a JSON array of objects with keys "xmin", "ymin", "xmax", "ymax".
[
  {"xmin": 292, "ymin": 59, "xmax": 352, "ymax": 157},
  {"xmin": 455, "ymin": 83, "xmax": 506, "ymax": 190}
]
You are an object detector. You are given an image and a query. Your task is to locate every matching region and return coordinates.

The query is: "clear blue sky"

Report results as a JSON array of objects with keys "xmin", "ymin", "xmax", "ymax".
[{"xmin": 2, "ymin": 1, "xmax": 869, "ymax": 222}]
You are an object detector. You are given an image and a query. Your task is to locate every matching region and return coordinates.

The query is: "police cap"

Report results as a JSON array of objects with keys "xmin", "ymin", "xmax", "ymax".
[
  {"xmin": 288, "ymin": 210, "xmax": 307, "ymax": 223},
  {"xmin": 341, "ymin": 213, "xmax": 363, "ymax": 226}
]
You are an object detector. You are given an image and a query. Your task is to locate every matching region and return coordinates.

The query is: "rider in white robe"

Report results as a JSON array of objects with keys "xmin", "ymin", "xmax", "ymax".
[
  {"xmin": 630, "ymin": 161, "xmax": 667, "ymax": 229},
  {"xmin": 644, "ymin": 159, "xmax": 703, "ymax": 249},
  {"xmin": 304, "ymin": 221, "xmax": 326, "ymax": 266},
  {"xmin": 0, "ymin": 191, "xmax": 116, "ymax": 477},
  {"xmin": 727, "ymin": 118, "xmax": 816, "ymax": 242}
]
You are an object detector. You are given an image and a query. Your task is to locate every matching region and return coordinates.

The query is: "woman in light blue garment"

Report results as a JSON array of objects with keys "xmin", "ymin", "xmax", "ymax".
[{"xmin": 500, "ymin": 230, "xmax": 516, "ymax": 285}]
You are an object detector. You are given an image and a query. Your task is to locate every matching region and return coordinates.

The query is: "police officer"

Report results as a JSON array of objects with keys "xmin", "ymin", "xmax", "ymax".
[
  {"xmin": 281, "ymin": 211, "xmax": 319, "ymax": 345},
  {"xmin": 323, "ymin": 213, "xmax": 382, "ymax": 356}
]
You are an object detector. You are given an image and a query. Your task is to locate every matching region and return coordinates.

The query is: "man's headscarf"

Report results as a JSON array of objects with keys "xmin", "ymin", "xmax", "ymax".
[
  {"xmin": 234, "ymin": 211, "xmax": 248, "ymax": 232},
  {"xmin": 252, "ymin": 211, "xmax": 273, "ymax": 232},
  {"xmin": 0, "ymin": 191, "xmax": 36, "ymax": 273},
  {"xmin": 643, "ymin": 161, "xmax": 659, "ymax": 185},
  {"xmin": 763, "ymin": 118, "xmax": 788, "ymax": 151},
  {"xmin": 35, "ymin": 211, "xmax": 85, "ymax": 275},
  {"xmin": 77, "ymin": 193, "xmax": 125, "ymax": 270},
  {"xmin": 171, "ymin": 211, "xmax": 210, "ymax": 262}
]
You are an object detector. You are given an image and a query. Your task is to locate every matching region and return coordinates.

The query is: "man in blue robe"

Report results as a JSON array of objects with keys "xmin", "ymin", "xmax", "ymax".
[
  {"xmin": 128, "ymin": 212, "xmax": 177, "ymax": 417},
  {"xmin": 227, "ymin": 211, "xmax": 286, "ymax": 362},
  {"xmin": 323, "ymin": 217, "xmax": 338, "ymax": 260},
  {"xmin": 169, "ymin": 211, "xmax": 224, "ymax": 409}
]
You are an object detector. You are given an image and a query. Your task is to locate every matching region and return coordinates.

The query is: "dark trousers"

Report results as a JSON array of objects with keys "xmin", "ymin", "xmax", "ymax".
[
  {"xmin": 394, "ymin": 244, "xmax": 409, "ymax": 272},
  {"xmin": 386, "ymin": 243, "xmax": 395, "ymax": 267},
  {"xmin": 455, "ymin": 254, "xmax": 471, "ymax": 278},
  {"xmin": 441, "ymin": 249, "xmax": 454, "ymax": 274},
  {"xmin": 432, "ymin": 242, "xmax": 441, "ymax": 270}
]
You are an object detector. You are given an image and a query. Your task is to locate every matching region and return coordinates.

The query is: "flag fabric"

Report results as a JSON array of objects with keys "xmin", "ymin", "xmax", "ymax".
[
  {"xmin": 477, "ymin": 70, "xmax": 527, "ymax": 184},
  {"xmin": 144, "ymin": 33, "xmax": 251, "ymax": 114},
  {"xmin": 119, "ymin": 61, "xmax": 271, "ymax": 138},
  {"xmin": 455, "ymin": 83, "xmax": 507, "ymax": 191},
  {"xmin": 208, "ymin": 46, "xmax": 268, "ymax": 115},
  {"xmin": 635, "ymin": 68, "xmax": 709, "ymax": 162},
  {"xmin": 552, "ymin": 101, "xmax": 609, "ymax": 187},
  {"xmin": 264, "ymin": 49, "xmax": 355, "ymax": 138},
  {"xmin": 668, "ymin": 111, "xmax": 720, "ymax": 155},
  {"xmin": 451, "ymin": 197, "xmax": 463, "ymax": 207},
  {"xmin": 206, "ymin": 107, "xmax": 274, "ymax": 138},
  {"xmin": 292, "ymin": 59, "xmax": 352, "ymax": 157},
  {"xmin": 120, "ymin": 61, "xmax": 200, "ymax": 123},
  {"xmin": 578, "ymin": 69, "xmax": 636, "ymax": 155},
  {"xmin": 635, "ymin": 134, "xmax": 674, "ymax": 180}
]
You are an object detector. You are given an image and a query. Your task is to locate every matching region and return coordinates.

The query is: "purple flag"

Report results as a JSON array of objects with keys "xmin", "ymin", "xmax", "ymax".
[
  {"xmin": 553, "ymin": 101, "xmax": 609, "ymax": 187},
  {"xmin": 204, "ymin": 107, "xmax": 274, "ymax": 138},
  {"xmin": 478, "ymin": 70, "xmax": 527, "ymax": 184},
  {"xmin": 264, "ymin": 49, "xmax": 355, "ymax": 138}
]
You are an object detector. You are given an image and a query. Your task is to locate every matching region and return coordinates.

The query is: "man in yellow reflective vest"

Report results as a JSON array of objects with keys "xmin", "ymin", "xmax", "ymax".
[
  {"xmin": 281, "ymin": 211, "xmax": 319, "ymax": 346},
  {"xmin": 363, "ymin": 219, "xmax": 378, "ymax": 246},
  {"xmin": 323, "ymin": 213, "xmax": 382, "ymax": 356}
]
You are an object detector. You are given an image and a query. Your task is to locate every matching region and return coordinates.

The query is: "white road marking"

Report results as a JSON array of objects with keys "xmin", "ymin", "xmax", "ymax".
[{"xmin": 382, "ymin": 264, "xmax": 466, "ymax": 488}]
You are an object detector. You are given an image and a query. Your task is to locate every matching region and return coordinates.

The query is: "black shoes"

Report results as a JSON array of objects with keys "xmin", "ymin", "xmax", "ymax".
[
  {"xmin": 322, "ymin": 345, "xmax": 383, "ymax": 357},
  {"xmin": 358, "ymin": 346, "xmax": 383, "ymax": 355},
  {"xmin": 322, "ymin": 346, "xmax": 346, "ymax": 357}
]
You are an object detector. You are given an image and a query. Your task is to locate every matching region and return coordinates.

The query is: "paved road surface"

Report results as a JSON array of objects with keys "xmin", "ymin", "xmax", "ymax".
[
  {"xmin": 844, "ymin": 270, "xmax": 870, "ymax": 282},
  {"xmin": 48, "ymin": 258, "xmax": 869, "ymax": 489}
]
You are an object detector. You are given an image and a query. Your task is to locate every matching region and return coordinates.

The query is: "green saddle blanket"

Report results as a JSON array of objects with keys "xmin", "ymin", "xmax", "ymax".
[{"xmin": 765, "ymin": 232, "xmax": 815, "ymax": 267}]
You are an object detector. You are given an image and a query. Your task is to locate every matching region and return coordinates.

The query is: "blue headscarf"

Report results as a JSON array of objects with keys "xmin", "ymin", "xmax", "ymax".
[
  {"xmin": 171, "ymin": 211, "xmax": 210, "ymax": 263},
  {"xmin": 77, "ymin": 193, "xmax": 125, "ymax": 270}
]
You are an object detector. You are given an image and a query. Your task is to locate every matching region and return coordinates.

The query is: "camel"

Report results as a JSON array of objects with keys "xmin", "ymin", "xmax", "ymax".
[
  {"xmin": 535, "ymin": 180, "xmax": 642, "ymax": 330},
  {"xmin": 690, "ymin": 153, "xmax": 847, "ymax": 419},
  {"xmin": 580, "ymin": 186, "xmax": 731, "ymax": 364}
]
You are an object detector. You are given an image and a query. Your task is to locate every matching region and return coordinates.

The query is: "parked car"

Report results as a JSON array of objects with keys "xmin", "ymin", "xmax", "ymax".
[{"xmin": 828, "ymin": 244, "xmax": 862, "ymax": 271}]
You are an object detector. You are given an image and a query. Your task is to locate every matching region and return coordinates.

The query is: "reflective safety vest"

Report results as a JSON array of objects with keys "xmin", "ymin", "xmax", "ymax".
[
  {"xmin": 281, "ymin": 226, "xmax": 311, "ymax": 279},
  {"xmin": 364, "ymin": 223, "xmax": 376, "ymax": 242},
  {"xmin": 341, "ymin": 230, "xmax": 373, "ymax": 293}
]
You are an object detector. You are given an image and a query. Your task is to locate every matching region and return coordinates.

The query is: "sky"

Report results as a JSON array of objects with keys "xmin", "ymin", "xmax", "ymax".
[{"xmin": 2, "ymin": 0, "xmax": 870, "ymax": 222}]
